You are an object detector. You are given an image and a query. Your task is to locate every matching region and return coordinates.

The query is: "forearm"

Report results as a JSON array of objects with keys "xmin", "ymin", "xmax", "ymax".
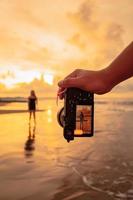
[{"xmin": 103, "ymin": 41, "xmax": 133, "ymax": 90}]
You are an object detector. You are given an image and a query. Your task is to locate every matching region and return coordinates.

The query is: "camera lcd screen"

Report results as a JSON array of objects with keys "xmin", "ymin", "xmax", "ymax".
[{"xmin": 75, "ymin": 105, "xmax": 92, "ymax": 135}]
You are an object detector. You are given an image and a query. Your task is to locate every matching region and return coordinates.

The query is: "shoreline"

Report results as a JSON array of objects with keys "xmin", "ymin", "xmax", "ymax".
[
  {"xmin": 0, "ymin": 102, "xmax": 8, "ymax": 106},
  {"xmin": 0, "ymin": 109, "xmax": 45, "ymax": 115}
]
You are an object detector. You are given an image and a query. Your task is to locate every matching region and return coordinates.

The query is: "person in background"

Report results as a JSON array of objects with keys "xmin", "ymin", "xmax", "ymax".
[
  {"xmin": 28, "ymin": 90, "xmax": 38, "ymax": 123},
  {"xmin": 58, "ymin": 42, "xmax": 133, "ymax": 98},
  {"xmin": 79, "ymin": 112, "xmax": 84, "ymax": 130}
]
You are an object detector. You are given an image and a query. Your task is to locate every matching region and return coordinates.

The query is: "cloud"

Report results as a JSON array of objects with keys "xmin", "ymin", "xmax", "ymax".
[
  {"xmin": 0, "ymin": 71, "xmax": 16, "ymax": 80},
  {"xmin": 9, "ymin": 77, "xmax": 57, "ymax": 96},
  {"xmin": 23, "ymin": 47, "xmax": 53, "ymax": 66},
  {"xmin": 0, "ymin": 0, "xmax": 46, "ymax": 30},
  {"xmin": 0, "ymin": 0, "xmax": 125, "ymax": 72},
  {"xmin": 68, "ymin": 0, "xmax": 124, "ymax": 67},
  {"xmin": 0, "ymin": 0, "xmax": 132, "ymax": 95},
  {"xmin": 0, "ymin": 83, "xmax": 6, "ymax": 91}
]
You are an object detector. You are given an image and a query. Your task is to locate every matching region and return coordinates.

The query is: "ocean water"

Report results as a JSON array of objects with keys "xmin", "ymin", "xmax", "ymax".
[{"xmin": 0, "ymin": 98, "xmax": 133, "ymax": 200}]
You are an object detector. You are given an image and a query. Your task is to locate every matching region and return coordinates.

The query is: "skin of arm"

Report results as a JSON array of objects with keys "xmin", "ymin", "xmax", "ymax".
[
  {"xmin": 103, "ymin": 41, "xmax": 133, "ymax": 90},
  {"xmin": 58, "ymin": 41, "xmax": 133, "ymax": 98}
]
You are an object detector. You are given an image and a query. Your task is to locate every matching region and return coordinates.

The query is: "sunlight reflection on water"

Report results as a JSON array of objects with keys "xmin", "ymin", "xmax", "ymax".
[{"xmin": 0, "ymin": 98, "xmax": 133, "ymax": 200}]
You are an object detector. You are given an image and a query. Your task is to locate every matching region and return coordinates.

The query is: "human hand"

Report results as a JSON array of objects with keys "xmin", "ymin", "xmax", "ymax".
[{"xmin": 58, "ymin": 69, "xmax": 112, "ymax": 99}]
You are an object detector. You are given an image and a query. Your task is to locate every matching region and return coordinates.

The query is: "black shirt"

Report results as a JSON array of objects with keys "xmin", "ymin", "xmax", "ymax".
[{"xmin": 28, "ymin": 97, "xmax": 37, "ymax": 111}]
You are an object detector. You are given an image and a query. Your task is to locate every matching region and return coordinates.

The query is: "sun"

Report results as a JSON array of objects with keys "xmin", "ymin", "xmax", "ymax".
[{"xmin": 43, "ymin": 73, "xmax": 54, "ymax": 85}]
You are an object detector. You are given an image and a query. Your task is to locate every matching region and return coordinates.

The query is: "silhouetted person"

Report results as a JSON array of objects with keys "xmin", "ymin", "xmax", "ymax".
[
  {"xmin": 79, "ymin": 112, "xmax": 84, "ymax": 130},
  {"xmin": 28, "ymin": 90, "xmax": 38, "ymax": 124}
]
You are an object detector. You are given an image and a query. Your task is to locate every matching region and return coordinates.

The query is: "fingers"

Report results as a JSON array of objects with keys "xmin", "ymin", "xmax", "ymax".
[
  {"xmin": 57, "ymin": 77, "xmax": 82, "ymax": 99},
  {"xmin": 58, "ymin": 77, "xmax": 81, "ymax": 88},
  {"xmin": 57, "ymin": 69, "xmax": 82, "ymax": 99},
  {"xmin": 57, "ymin": 87, "xmax": 66, "ymax": 99},
  {"xmin": 58, "ymin": 69, "xmax": 80, "ymax": 87},
  {"xmin": 64, "ymin": 69, "xmax": 79, "ymax": 79}
]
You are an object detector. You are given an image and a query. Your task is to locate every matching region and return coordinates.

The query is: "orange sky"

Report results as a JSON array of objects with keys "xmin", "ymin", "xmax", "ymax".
[{"xmin": 0, "ymin": 0, "xmax": 132, "ymax": 95}]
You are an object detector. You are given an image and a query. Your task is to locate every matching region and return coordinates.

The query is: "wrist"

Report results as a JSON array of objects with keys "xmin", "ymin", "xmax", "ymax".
[{"xmin": 100, "ymin": 68, "xmax": 116, "ymax": 93}]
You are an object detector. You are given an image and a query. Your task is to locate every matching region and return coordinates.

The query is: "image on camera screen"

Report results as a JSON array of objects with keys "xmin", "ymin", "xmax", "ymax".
[{"xmin": 75, "ymin": 105, "xmax": 92, "ymax": 134}]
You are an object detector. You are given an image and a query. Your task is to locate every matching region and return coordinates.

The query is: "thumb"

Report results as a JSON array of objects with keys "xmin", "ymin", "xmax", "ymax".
[{"xmin": 58, "ymin": 77, "xmax": 80, "ymax": 88}]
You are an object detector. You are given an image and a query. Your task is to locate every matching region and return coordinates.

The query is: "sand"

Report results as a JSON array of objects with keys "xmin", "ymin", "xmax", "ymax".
[
  {"xmin": 0, "ymin": 109, "xmax": 44, "ymax": 114},
  {"xmin": 0, "ymin": 98, "xmax": 133, "ymax": 200}
]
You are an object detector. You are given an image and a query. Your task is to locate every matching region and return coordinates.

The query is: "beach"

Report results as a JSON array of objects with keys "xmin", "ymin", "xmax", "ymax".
[{"xmin": 0, "ymin": 97, "xmax": 133, "ymax": 200}]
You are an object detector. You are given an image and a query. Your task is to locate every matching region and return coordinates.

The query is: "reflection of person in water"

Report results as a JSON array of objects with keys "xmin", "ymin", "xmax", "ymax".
[
  {"xmin": 24, "ymin": 124, "xmax": 36, "ymax": 157},
  {"xmin": 28, "ymin": 90, "xmax": 38, "ymax": 123},
  {"xmin": 79, "ymin": 112, "xmax": 84, "ymax": 130}
]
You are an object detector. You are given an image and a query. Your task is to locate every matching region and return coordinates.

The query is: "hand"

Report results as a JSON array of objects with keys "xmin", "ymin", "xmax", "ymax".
[{"xmin": 58, "ymin": 69, "xmax": 111, "ymax": 99}]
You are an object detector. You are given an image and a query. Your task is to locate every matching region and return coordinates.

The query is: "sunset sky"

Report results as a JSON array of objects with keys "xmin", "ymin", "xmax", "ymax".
[{"xmin": 0, "ymin": 0, "xmax": 132, "ymax": 96}]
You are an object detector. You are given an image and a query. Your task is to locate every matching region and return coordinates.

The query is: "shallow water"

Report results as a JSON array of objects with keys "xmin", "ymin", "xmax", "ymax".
[{"xmin": 0, "ymin": 98, "xmax": 133, "ymax": 200}]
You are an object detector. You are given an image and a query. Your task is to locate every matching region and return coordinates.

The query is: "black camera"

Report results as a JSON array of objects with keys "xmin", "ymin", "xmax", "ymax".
[{"xmin": 57, "ymin": 88, "xmax": 94, "ymax": 142}]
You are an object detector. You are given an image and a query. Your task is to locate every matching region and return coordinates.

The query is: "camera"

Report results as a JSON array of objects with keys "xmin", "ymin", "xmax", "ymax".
[{"xmin": 57, "ymin": 88, "xmax": 94, "ymax": 142}]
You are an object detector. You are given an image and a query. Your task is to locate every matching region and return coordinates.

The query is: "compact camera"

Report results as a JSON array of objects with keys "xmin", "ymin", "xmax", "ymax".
[{"xmin": 57, "ymin": 88, "xmax": 94, "ymax": 142}]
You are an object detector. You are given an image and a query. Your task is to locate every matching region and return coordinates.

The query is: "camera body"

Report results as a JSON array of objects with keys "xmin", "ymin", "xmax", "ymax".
[{"xmin": 57, "ymin": 88, "xmax": 94, "ymax": 142}]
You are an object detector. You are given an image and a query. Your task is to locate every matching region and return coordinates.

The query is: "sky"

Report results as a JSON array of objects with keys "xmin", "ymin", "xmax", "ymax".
[{"xmin": 0, "ymin": 0, "xmax": 132, "ymax": 96}]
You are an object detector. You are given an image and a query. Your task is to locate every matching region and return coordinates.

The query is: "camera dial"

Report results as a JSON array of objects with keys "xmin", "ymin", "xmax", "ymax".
[{"xmin": 57, "ymin": 107, "xmax": 65, "ymax": 127}]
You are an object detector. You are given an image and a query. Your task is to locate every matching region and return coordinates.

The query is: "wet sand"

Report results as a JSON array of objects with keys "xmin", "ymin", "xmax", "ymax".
[
  {"xmin": 0, "ymin": 98, "xmax": 133, "ymax": 200},
  {"xmin": 0, "ymin": 109, "xmax": 44, "ymax": 114},
  {"xmin": 0, "ymin": 102, "xmax": 8, "ymax": 106}
]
